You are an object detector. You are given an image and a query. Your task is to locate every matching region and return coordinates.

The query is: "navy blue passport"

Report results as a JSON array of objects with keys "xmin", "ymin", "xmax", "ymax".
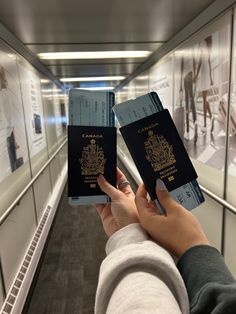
[
  {"xmin": 120, "ymin": 109, "xmax": 197, "ymax": 200},
  {"xmin": 68, "ymin": 125, "xmax": 116, "ymax": 197}
]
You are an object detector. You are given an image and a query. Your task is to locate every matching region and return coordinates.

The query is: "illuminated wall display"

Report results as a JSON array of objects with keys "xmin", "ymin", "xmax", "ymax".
[
  {"xmin": 53, "ymin": 94, "xmax": 64, "ymax": 138},
  {"xmin": 51, "ymin": 88, "xmax": 67, "ymax": 138},
  {"xmin": 228, "ymin": 12, "xmax": 236, "ymax": 179},
  {"xmin": 174, "ymin": 18, "xmax": 231, "ymax": 174},
  {"xmin": 127, "ymin": 80, "xmax": 136, "ymax": 100},
  {"xmin": 225, "ymin": 9, "xmax": 236, "ymax": 206},
  {"xmin": 0, "ymin": 34, "xmax": 69, "ymax": 311},
  {"xmin": 134, "ymin": 71, "xmax": 149, "ymax": 97},
  {"xmin": 18, "ymin": 62, "xmax": 47, "ymax": 157},
  {"xmin": 0, "ymin": 50, "xmax": 28, "ymax": 184},
  {"xmin": 149, "ymin": 55, "xmax": 174, "ymax": 114}
]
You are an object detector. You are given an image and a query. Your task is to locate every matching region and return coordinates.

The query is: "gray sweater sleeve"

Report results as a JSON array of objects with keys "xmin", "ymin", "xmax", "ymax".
[
  {"xmin": 95, "ymin": 223, "xmax": 189, "ymax": 314},
  {"xmin": 177, "ymin": 245, "xmax": 236, "ymax": 314}
]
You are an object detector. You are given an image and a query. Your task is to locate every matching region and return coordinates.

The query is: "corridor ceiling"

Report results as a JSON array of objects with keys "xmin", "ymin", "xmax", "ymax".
[{"xmin": 0, "ymin": 0, "xmax": 215, "ymax": 89}]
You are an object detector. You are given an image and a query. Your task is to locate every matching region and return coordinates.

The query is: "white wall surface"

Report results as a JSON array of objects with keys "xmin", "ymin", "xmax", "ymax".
[
  {"xmin": 0, "ymin": 189, "xmax": 36, "ymax": 291},
  {"xmin": 224, "ymin": 210, "xmax": 236, "ymax": 277}
]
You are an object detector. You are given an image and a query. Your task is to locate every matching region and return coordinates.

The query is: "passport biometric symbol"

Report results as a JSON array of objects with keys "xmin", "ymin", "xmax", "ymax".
[
  {"xmin": 79, "ymin": 139, "xmax": 106, "ymax": 175},
  {"xmin": 144, "ymin": 130, "xmax": 176, "ymax": 171}
]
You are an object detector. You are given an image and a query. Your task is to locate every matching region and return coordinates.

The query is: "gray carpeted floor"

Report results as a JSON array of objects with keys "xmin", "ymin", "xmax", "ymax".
[{"xmin": 25, "ymin": 161, "xmax": 137, "ymax": 314}]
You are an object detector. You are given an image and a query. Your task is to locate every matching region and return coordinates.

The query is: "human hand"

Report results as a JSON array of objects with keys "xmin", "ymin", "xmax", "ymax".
[
  {"xmin": 94, "ymin": 167, "xmax": 139, "ymax": 237},
  {"xmin": 135, "ymin": 180, "xmax": 209, "ymax": 257}
]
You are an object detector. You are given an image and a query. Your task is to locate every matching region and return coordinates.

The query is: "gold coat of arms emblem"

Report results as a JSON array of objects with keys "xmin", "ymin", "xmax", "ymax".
[
  {"xmin": 79, "ymin": 139, "xmax": 106, "ymax": 175},
  {"xmin": 144, "ymin": 130, "xmax": 176, "ymax": 171}
]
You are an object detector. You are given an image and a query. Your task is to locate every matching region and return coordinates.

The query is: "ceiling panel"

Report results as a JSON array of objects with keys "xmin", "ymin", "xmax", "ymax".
[
  {"xmin": 47, "ymin": 62, "xmax": 140, "ymax": 77},
  {"xmin": 0, "ymin": 0, "xmax": 215, "ymax": 43},
  {"xmin": 0, "ymin": 0, "xmax": 216, "ymax": 89},
  {"xmin": 25, "ymin": 42, "xmax": 162, "ymax": 81},
  {"xmin": 26, "ymin": 43, "xmax": 162, "ymax": 54}
]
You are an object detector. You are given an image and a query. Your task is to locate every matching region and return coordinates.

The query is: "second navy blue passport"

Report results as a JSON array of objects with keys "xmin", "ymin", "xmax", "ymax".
[
  {"xmin": 120, "ymin": 109, "xmax": 197, "ymax": 200},
  {"xmin": 68, "ymin": 125, "xmax": 116, "ymax": 197}
]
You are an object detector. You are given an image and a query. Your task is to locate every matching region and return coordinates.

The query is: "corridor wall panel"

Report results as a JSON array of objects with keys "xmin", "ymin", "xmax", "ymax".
[
  {"xmin": 224, "ymin": 210, "xmax": 236, "ymax": 277},
  {"xmin": 59, "ymin": 142, "xmax": 67, "ymax": 170},
  {"xmin": 49, "ymin": 156, "xmax": 61, "ymax": 189},
  {"xmin": 192, "ymin": 195, "xmax": 223, "ymax": 251},
  {"xmin": 0, "ymin": 10, "xmax": 66, "ymax": 308},
  {"xmin": 41, "ymin": 86, "xmax": 61, "ymax": 187},
  {"xmin": 17, "ymin": 57, "xmax": 49, "ymax": 177},
  {"xmin": 173, "ymin": 13, "xmax": 231, "ymax": 198},
  {"xmin": 116, "ymin": 89, "xmax": 128, "ymax": 104},
  {"xmin": 17, "ymin": 57, "xmax": 57, "ymax": 222},
  {"xmin": 0, "ymin": 41, "xmax": 32, "ymax": 218},
  {"xmin": 126, "ymin": 80, "xmax": 136, "ymax": 100},
  {"xmin": 0, "ymin": 188, "xmax": 36, "ymax": 292},
  {"xmin": 117, "ymin": 10, "xmax": 236, "ymax": 270},
  {"xmin": 149, "ymin": 54, "xmax": 174, "ymax": 115},
  {"xmin": 134, "ymin": 71, "xmax": 149, "ymax": 97},
  {"xmin": 33, "ymin": 167, "xmax": 52, "ymax": 221},
  {"xmin": 226, "ymin": 8, "xmax": 236, "ymax": 207},
  {"xmin": 55, "ymin": 93, "xmax": 67, "ymax": 171}
]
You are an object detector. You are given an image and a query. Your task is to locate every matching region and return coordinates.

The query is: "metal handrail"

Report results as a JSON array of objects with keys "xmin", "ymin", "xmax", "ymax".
[
  {"xmin": 199, "ymin": 185, "xmax": 236, "ymax": 215},
  {"xmin": 117, "ymin": 147, "xmax": 236, "ymax": 215},
  {"xmin": 0, "ymin": 139, "xmax": 67, "ymax": 225}
]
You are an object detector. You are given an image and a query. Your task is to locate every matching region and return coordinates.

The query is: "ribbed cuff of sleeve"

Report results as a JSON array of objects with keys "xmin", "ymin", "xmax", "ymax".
[{"xmin": 105, "ymin": 223, "xmax": 149, "ymax": 255}]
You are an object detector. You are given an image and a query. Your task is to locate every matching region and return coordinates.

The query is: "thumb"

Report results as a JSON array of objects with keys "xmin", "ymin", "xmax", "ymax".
[
  {"xmin": 135, "ymin": 183, "xmax": 159, "ymax": 218},
  {"xmin": 155, "ymin": 179, "xmax": 180, "ymax": 213},
  {"xmin": 97, "ymin": 174, "xmax": 121, "ymax": 200}
]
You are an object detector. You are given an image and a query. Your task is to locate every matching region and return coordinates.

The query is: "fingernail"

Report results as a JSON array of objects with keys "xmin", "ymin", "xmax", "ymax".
[
  {"xmin": 156, "ymin": 179, "xmax": 166, "ymax": 191},
  {"xmin": 98, "ymin": 174, "xmax": 105, "ymax": 180}
]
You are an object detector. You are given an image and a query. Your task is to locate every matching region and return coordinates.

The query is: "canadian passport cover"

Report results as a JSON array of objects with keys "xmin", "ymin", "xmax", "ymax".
[
  {"xmin": 68, "ymin": 125, "xmax": 116, "ymax": 197},
  {"xmin": 120, "ymin": 109, "xmax": 197, "ymax": 200}
]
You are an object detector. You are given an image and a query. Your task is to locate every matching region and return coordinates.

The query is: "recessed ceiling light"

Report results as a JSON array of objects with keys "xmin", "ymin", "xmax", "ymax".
[
  {"xmin": 43, "ymin": 94, "xmax": 66, "ymax": 97},
  {"xmin": 42, "ymin": 88, "xmax": 62, "ymax": 93},
  {"xmin": 60, "ymin": 76, "xmax": 125, "ymax": 82},
  {"xmin": 76, "ymin": 87, "xmax": 114, "ymax": 91},
  {"xmin": 40, "ymin": 79, "xmax": 50, "ymax": 83},
  {"xmin": 38, "ymin": 51, "xmax": 151, "ymax": 60}
]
